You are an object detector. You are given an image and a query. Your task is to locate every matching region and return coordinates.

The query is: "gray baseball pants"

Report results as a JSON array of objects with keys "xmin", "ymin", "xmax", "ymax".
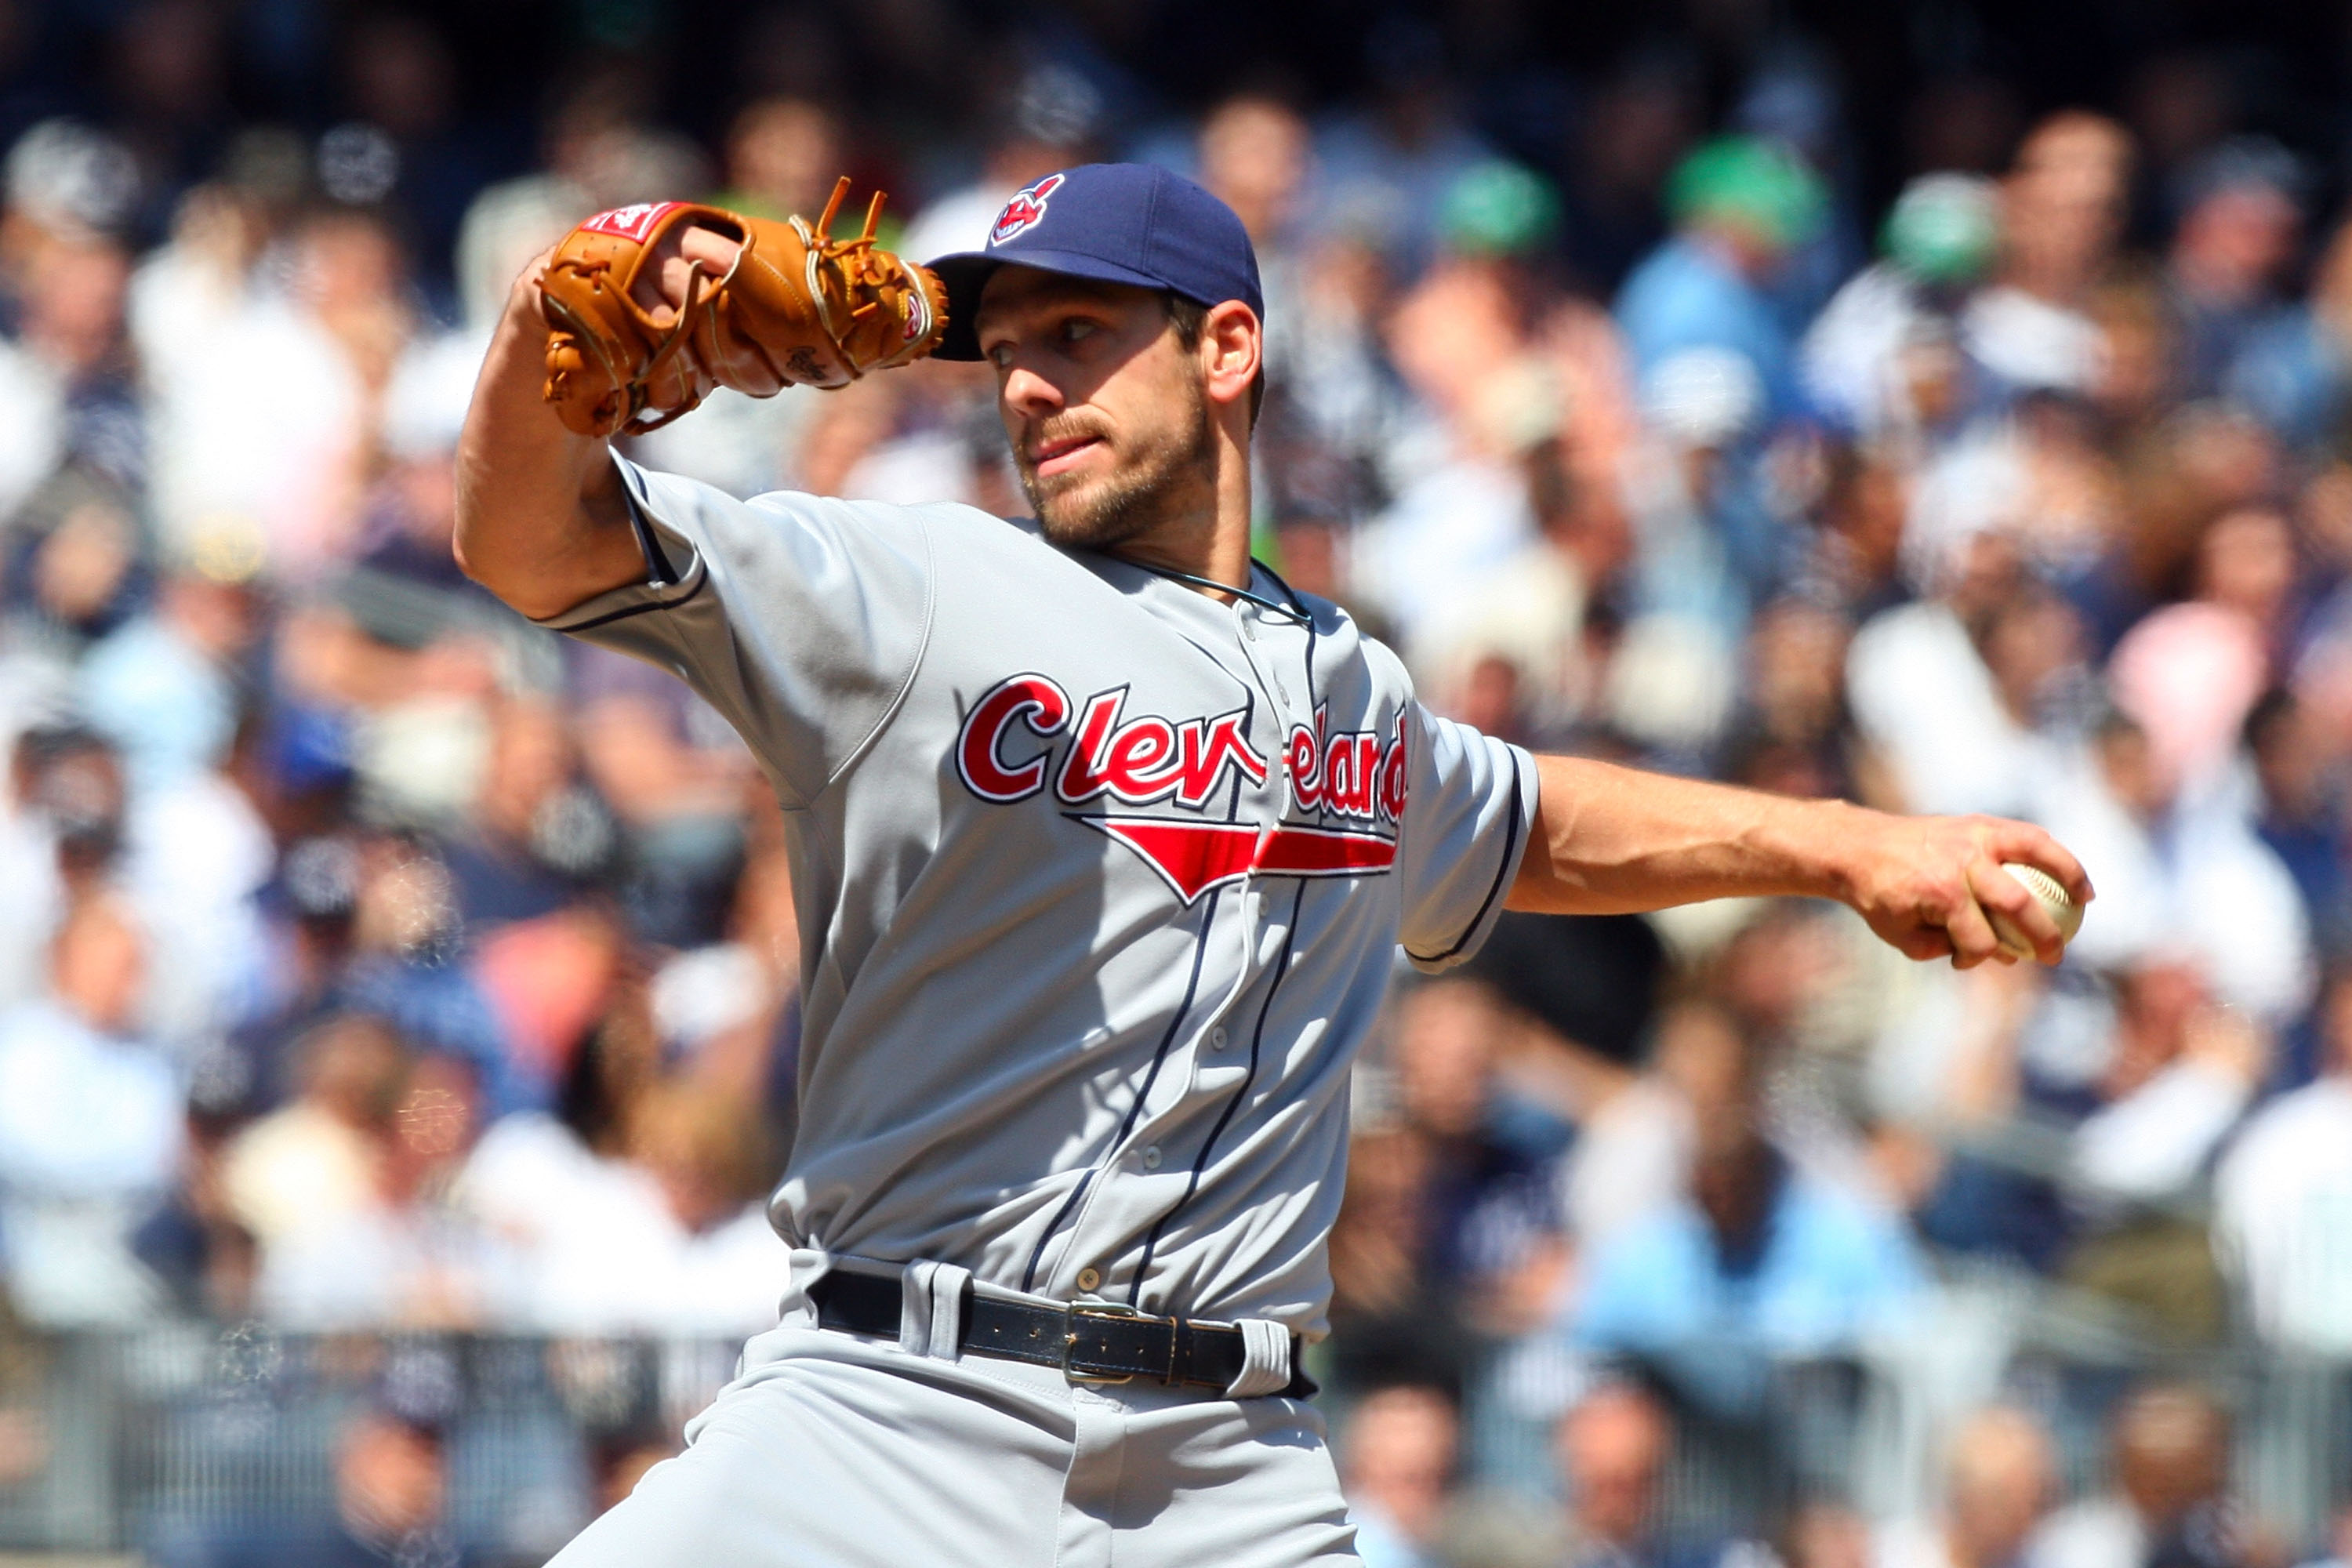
[{"xmin": 544, "ymin": 1303, "xmax": 1359, "ymax": 1566}]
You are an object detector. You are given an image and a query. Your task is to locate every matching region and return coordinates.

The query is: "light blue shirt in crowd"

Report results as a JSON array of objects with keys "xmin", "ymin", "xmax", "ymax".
[
  {"xmin": 1571, "ymin": 1164, "xmax": 1922, "ymax": 1375},
  {"xmin": 1617, "ymin": 237, "xmax": 1798, "ymax": 420}
]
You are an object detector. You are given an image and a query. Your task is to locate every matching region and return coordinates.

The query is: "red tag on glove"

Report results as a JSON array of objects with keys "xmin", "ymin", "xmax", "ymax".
[{"xmin": 579, "ymin": 202, "xmax": 684, "ymax": 244}]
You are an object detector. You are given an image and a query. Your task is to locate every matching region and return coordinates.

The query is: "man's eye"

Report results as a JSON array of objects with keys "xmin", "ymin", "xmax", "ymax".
[
  {"xmin": 986, "ymin": 343, "xmax": 1014, "ymax": 368},
  {"xmin": 1061, "ymin": 319, "xmax": 1098, "ymax": 345}
]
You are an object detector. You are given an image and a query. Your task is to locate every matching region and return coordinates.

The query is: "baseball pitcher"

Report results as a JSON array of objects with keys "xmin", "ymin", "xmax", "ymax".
[{"xmin": 454, "ymin": 164, "xmax": 2089, "ymax": 1566}]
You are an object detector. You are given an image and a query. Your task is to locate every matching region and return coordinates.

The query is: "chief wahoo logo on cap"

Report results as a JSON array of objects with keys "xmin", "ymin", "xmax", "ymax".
[{"xmin": 989, "ymin": 173, "xmax": 1066, "ymax": 246}]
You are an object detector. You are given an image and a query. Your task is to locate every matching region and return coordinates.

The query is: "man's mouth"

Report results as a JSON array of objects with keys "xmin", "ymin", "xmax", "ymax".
[{"xmin": 1030, "ymin": 433, "xmax": 1105, "ymax": 477}]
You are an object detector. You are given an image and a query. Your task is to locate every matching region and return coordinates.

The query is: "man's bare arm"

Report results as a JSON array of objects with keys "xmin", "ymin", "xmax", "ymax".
[
  {"xmin": 452, "ymin": 259, "xmax": 644, "ymax": 619},
  {"xmin": 1503, "ymin": 754, "xmax": 2092, "ymax": 967}
]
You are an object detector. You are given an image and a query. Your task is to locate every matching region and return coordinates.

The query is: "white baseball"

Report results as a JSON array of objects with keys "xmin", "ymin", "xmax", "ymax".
[{"xmin": 1987, "ymin": 862, "xmax": 2082, "ymax": 961}]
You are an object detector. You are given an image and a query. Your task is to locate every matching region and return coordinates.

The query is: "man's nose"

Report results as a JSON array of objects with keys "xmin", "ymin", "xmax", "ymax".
[{"xmin": 1000, "ymin": 364, "xmax": 1063, "ymax": 420}]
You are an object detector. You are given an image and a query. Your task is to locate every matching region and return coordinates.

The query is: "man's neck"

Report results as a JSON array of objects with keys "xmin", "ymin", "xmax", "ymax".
[{"xmin": 1105, "ymin": 430, "xmax": 1254, "ymax": 597}]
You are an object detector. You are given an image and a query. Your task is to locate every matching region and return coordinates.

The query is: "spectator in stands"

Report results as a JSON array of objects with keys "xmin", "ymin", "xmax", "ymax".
[
  {"xmin": 1350, "ymin": 164, "xmax": 1566, "ymax": 657},
  {"xmin": 1558, "ymin": 1381, "xmax": 1674, "ymax": 1568},
  {"xmin": 1343, "ymin": 1383, "xmax": 1461, "ymax": 1568},
  {"xmin": 2227, "ymin": 216, "xmax": 2352, "ymax": 452},
  {"xmin": 336, "ymin": 834, "xmax": 518, "ymax": 1114},
  {"xmin": 321, "ymin": 1397, "xmax": 466, "ymax": 1567},
  {"xmin": 0, "ymin": 892, "xmax": 181, "ymax": 1323},
  {"xmin": 146, "ymin": 202, "xmax": 418, "ymax": 583},
  {"xmin": 458, "ymin": 1065, "xmax": 785, "ymax": 1334},
  {"xmin": 336, "ymin": 13, "xmax": 483, "ymax": 314},
  {"xmin": 1719, "ymin": 596, "xmax": 1860, "ymax": 799},
  {"xmin": 221, "ymin": 1011, "xmax": 407, "ymax": 1251},
  {"xmin": 2, "ymin": 465, "xmax": 146, "ymax": 670},
  {"xmin": 1879, "ymin": 1406, "xmax": 2059, "ymax": 1568},
  {"xmin": 253, "ymin": 1048, "xmax": 521, "ymax": 1329},
  {"xmin": 1801, "ymin": 173, "xmax": 2002, "ymax": 445},
  {"xmin": 1555, "ymin": 995, "xmax": 1707, "ymax": 1260},
  {"xmin": 2031, "ymin": 703, "xmax": 2310, "ymax": 1028},
  {"xmin": 1846, "ymin": 524, "xmax": 2064, "ymax": 822},
  {"xmin": 1617, "ymin": 136, "xmax": 1827, "ymax": 424},
  {"xmin": 2028, "ymin": 1385, "xmax": 2245, "ymax": 1568},
  {"xmin": 2046, "ymin": 962, "xmax": 2266, "ymax": 1344},
  {"xmin": 713, "ymin": 98, "xmax": 841, "ymax": 223},
  {"xmin": 1327, "ymin": 1126, "xmax": 1445, "ymax": 1387},
  {"xmin": 1790, "ymin": 1503, "xmax": 1878, "ymax": 1568},
  {"xmin": 1965, "ymin": 113, "xmax": 2132, "ymax": 396},
  {"xmin": 1916, "ymin": 950, "xmax": 2267, "ymax": 1339},
  {"xmin": 1329, "ymin": 975, "xmax": 1570, "ymax": 1372},
  {"xmin": 2213, "ymin": 966, "xmax": 2352, "ymax": 1352},
  {"xmin": 451, "ymin": 65, "xmax": 706, "ymax": 332},
  {"xmin": 78, "ymin": 557, "xmax": 255, "ymax": 792},
  {"xmin": 0, "ymin": 219, "xmax": 138, "ymax": 521},
  {"xmin": 1197, "ymin": 92, "xmax": 1315, "ymax": 408},
  {"xmin": 1553, "ymin": 1380, "xmax": 1770, "ymax": 1568},
  {"xmin": 2242, "ymin": 690, "xmax": 2352, "ymax": 964},
  {"xmin": 0, "ymin": 724, "xmax": 118, "ymax": 1011},
  {"xmin": 219, "ymin": 833, "xmax": 363, "ymax": 1114},
  {"xmin": 356, "ymin": 325, "xmax": 495, "ymax": 598},
  {"xmin": 129, "ymin": 1091, "xmax": 257, "ymax": 1319},
  {"xmin": 1567, "ymin": 1000, "xmax": 1921, "ymax": 1416},
  {"xmin": 2163, "ymin": 140, "xmax": 2305, "ymax": 402}
]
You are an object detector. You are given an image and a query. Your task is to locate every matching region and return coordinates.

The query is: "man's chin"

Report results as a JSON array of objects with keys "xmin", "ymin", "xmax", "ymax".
[{"xmin": 1029, "ymin": 481, "xmax": 1142, "ymax": 550}]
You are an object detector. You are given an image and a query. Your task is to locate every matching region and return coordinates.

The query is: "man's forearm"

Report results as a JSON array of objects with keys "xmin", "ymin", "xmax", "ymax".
[
  {"xmin": 1505, "ymin": 755, "xmax": 1854, "ymax": 915},
  {"xmin": 1504, "ymin": 753, "xmax": 2092, "ymax": 967},
  {"xmin": 452, "ymin": 269, "xmax": 644, "ymax": 621}
]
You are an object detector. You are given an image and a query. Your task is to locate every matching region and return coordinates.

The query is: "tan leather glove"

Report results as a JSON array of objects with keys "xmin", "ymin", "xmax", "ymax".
[{"xmin": 538, "ymin": 177, "xmax": 948, "ymax": 437}]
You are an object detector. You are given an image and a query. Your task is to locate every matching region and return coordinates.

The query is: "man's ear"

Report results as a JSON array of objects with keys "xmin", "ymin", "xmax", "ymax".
[{"xmin": 1200, "ymin": 300, "xmax": 1261, "ymax": 416}]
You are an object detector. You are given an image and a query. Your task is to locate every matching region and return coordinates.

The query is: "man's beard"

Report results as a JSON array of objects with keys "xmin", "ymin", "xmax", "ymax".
[{"xmin": 1017, "ymin": 385, "xmax": 1214, "ymax": 550}]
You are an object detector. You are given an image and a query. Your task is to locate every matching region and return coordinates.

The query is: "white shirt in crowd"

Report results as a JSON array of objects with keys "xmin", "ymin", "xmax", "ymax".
[
  {"xmin": 457, "ymin": 1112, "xmax": 789, "ymax": 1336},
  {"xmin": 2212, "ymin": 1076, "xmax": 2352, "ymax": 1352},
  {"xmin": 0, "ymin": 998, "xmax": 183, "ymax": 1324}
]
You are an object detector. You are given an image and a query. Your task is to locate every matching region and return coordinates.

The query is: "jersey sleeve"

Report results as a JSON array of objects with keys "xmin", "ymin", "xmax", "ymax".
[
  {"xmin": 532, "ymin": 452, "xmax": 934, "ymax": 807},
  {"xmin": 1395, "ymin": 702, "xmax": 1539, "ymax": 972}
]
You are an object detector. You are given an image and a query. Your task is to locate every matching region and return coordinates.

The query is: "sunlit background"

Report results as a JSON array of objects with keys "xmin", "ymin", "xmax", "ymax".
[{"xmin": 1, "ymin": 0, "xmax": 2350, "ymax": 1564}]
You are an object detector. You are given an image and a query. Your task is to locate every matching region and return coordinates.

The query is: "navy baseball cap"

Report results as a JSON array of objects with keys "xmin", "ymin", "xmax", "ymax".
[{"xmin": 925, "ymin": 162, "xmax": 1263, "ymax": 361}]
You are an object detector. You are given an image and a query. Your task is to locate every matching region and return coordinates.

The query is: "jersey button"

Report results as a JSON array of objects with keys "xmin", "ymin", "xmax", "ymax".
[
  {"xmin": 1209, "ymin": 1026, "xmax": 1228, "ymax": 1051},
  {"xmin": 1243, "ymin": 619, "xmax": 1258, "ymax": 643},
  {"xmin": 1141, "ymin": 1145, "xmax": 1162, "ymax": 1171},
  {"xmin": 1076, "ymin": 1267, "xmax": 1102, "ymax": 1292}
]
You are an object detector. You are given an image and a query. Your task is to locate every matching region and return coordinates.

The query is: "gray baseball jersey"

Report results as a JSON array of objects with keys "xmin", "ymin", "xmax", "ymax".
[{"xmin": 539, "ymin": 454, "xmax": 1536, "ymax": 1337}]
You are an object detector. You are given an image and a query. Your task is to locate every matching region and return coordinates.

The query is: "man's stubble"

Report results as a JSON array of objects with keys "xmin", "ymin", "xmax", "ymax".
[{"xmin": 1018, "ymin": 377, "xmax": 1215, "ymax": 552}]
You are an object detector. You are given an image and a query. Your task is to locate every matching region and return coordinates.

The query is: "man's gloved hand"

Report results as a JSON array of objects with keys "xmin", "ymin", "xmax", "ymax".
[{"xmin": 537, "ymin": 177, "xmax": 949, "ymax": 438}]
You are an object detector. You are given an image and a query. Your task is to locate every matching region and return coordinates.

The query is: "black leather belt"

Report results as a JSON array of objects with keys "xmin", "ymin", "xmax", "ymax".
[{"xmin": 808, "ymin": 1269, "xmax": 1316, "ymax": 1399}]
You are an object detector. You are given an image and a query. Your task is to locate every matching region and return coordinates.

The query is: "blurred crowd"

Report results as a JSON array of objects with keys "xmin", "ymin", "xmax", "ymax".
[{"xmin": 5, "ymin": 0, "xmax": 2352, "ymax": 1563}]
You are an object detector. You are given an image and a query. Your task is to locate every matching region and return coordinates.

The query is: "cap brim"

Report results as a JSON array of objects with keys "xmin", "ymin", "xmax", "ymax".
[{"xmin": 924, "ymin": 249, "xmax": 1184, "ymax": 361}]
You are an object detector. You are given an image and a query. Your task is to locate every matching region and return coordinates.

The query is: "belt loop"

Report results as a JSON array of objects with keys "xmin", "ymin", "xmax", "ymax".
[
  {"xmin": 900, "ymin": 1260, "xmax": 971, "ymax": 1360},
  {"xmin": 779, "ymin": 1247, "xmax": 833, "ymax": 1328},
  {"xmin": 1223, "ymin": 1318, "xmax": 1291, "ymax": 1398}
]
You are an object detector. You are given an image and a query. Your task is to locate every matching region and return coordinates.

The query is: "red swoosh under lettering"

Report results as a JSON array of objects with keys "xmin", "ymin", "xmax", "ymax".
[{"xmin": 1080, "ymin": 817, "xmax": 1396, "ymax": 905}]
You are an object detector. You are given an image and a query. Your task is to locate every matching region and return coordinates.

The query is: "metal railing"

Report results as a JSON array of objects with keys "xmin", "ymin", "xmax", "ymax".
[
  {"xmin": 0, "ymin": 1324, "xmax": 745, "ymax": 1565},
  {"xmin": 1443, "ymin": 1283, "xmax": 2352, "ymax": 1553},
  {"xmin": 0, "ymin": 1312, "xmax": 2339, "ymax": 1563}
]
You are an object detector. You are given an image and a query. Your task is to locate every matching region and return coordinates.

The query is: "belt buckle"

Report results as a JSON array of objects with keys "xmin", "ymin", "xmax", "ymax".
[{"xmin": 1062, "ymin": 1301, "xmax": 1142, "ymax": 1385}]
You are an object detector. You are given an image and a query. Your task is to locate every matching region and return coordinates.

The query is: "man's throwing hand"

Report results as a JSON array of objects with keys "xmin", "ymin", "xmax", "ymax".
[{"xmin": 1840, "ymin": 812, "xmax": 2092, "ymax": 967}]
